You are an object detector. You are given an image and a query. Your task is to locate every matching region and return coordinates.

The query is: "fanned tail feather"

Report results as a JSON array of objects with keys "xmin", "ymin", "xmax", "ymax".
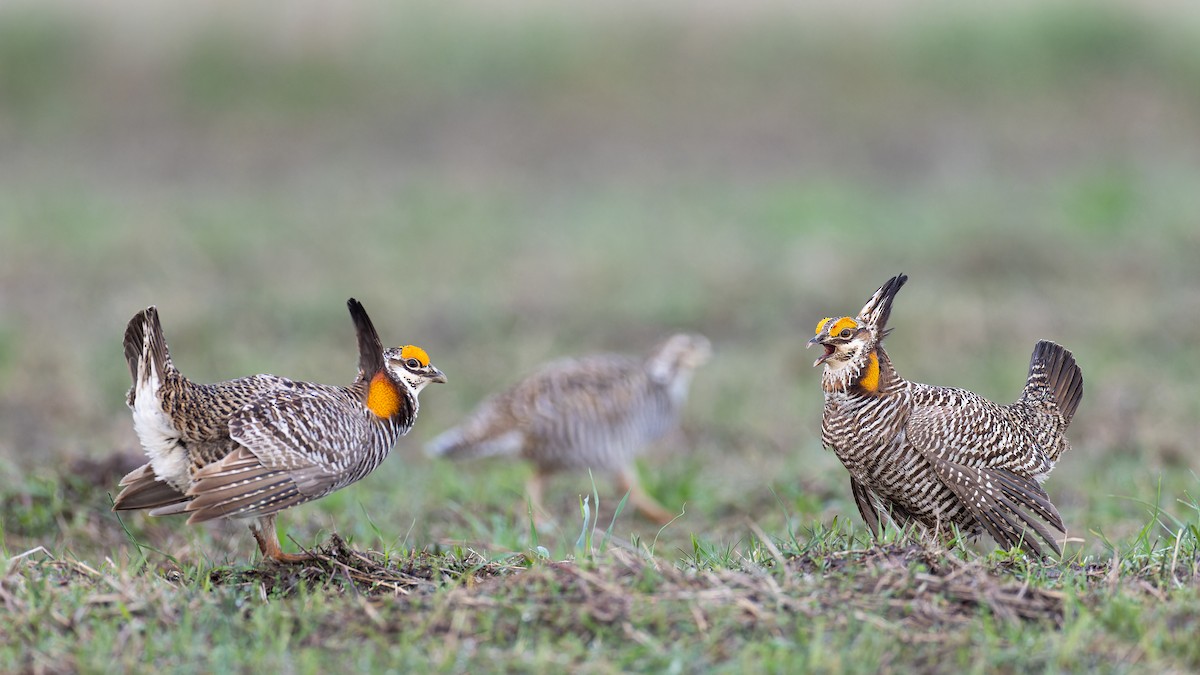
[
  {"xmin": 1024, "ymin": 340, "xmax": 1084, "ymax": 424},
  {"xmin": 124, "ymin": 306, "xmax": 173, "ymax": 387}
]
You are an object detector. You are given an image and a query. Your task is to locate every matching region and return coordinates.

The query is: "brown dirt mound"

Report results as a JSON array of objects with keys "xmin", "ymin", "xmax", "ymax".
[{"xmin": 207, "ymin": 534, "xmax": 520, "ymax": 597}]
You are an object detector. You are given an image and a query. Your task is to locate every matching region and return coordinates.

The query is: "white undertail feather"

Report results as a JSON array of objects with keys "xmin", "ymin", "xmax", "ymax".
[{"xmin": 129, "ymin": 314, "xmax": 189, "ymax": 493}]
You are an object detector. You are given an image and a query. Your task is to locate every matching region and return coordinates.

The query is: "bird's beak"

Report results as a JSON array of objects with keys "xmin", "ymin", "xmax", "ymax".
[
  {"xmin": 430, "ymin": 367, "xmax": 448, "ymax": 384},
  {"xmin": 808, "ymin": 335, "xmax": 835, "ymax": 367}
]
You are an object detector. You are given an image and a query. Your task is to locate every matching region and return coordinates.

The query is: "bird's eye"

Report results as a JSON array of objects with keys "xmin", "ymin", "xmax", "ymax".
[
  {"xmin": 839, "ymin": 328, "xmax": 853, "ymax": 338},
  {"xmin": 405, "ymin": 358, "xmax": 422, "ymax": 369}
]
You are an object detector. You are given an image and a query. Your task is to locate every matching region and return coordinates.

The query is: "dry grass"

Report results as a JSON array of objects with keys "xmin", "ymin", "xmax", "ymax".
[{"xmin": 7, "ymin": 529, "xmax": 1199, "ymax": 673}]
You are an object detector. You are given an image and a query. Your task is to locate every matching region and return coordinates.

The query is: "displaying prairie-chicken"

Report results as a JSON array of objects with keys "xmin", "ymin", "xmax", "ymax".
[
  {"xmin": 426, "ymin": 334, "xmax": 712, "ymax": 525},
  {"xmin": 113, "ymin": 299, "xmax": 446, "ymax": 562},
  {"xmin": 809, "ymin": 274, "xmax": 1083, "ymax": 556}
]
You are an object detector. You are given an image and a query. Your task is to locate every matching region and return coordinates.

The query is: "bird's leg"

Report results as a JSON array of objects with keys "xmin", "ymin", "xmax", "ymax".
[
  {"xmin": 249, "ymin": 513, "xmax": 315, "ymax": 564},
  {"xmin": 616, "ymin": 466, "xmax": 675, "ymax": 526},
  {"xmin": 524, "ymin": 470, "xmax": 554, "ymax": 530}
]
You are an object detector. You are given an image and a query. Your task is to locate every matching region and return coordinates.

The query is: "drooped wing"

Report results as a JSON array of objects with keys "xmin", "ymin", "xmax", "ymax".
[
  {"xmin": 905, "ymin": 398, "xmax": 1065, "ymax": 556},
  {"xmin": 921, "ymin": 453, "xmax": 1063, "ymax": 557},
  {"xmin": 185, "ymin": 387, "xmax": 373, "ymax": 522}
]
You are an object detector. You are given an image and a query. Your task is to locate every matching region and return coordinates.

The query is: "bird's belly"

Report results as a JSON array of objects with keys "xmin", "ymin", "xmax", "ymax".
[
  {"xmin": 529, "ymin": 440, "xmax": 632, "ymax": 474},
  {"xmin": 835, "ymin": 436, "xmax": 977, "ymax": 533}
]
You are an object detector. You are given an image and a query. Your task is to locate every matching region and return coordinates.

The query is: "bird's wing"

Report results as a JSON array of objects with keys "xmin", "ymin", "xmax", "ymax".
[
  {"xmin": 185, "ymin": 387, "xmax": 372, "ymax": 522},
  {"xmin": 906, "ymin": 387, "xmax": 1054, "ymax": 476},
  {"xmin": 513, "ymin": 356, "xmax": 644, "ymax": 432},
  {"xmin": 921, "ymin": 452, "xmax": 1062, "ymax": 557},
  {"xmin": 905, "ymin": 401, "xmax": 1064, "ymax": 556}
]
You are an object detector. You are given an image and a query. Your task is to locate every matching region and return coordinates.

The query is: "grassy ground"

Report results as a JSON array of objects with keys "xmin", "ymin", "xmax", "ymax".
[{"xmin": 3, "ymin": 1, "xmax": 1200, "ymax": 672}]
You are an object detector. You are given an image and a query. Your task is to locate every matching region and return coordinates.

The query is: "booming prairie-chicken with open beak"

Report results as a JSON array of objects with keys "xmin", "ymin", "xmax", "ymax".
[
  {"xmin": 113, "ymin": 299, "xmax": 446, "ymax": 562},
  {"xmin": 809, "ymin": 274, "xmax": 1083, "ymax": 556}
]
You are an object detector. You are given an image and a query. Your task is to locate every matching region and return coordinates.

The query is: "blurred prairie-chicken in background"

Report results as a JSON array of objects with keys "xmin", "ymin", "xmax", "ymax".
[
  {"xmin": 113, "ymin": 299, "xmax": 446, "ymax": 562},
  {"xmin": 809, "ymin": 274, "xmax": 1083, "ymax": 556},
  {"xmin": 426, "ymin": 334, "xmax": 712, "ymax": 525}
]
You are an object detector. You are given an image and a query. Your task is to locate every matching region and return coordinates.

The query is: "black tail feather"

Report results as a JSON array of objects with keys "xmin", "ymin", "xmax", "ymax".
[{"xmin": 1026, "ymin": 340, "xmax": 1084, "ymax": 424}]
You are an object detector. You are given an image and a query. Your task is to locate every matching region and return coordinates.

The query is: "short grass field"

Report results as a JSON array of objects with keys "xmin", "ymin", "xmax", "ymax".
[{"xmin": 3, "ymin": 2, "xmax": 1200, "ymax": 672}]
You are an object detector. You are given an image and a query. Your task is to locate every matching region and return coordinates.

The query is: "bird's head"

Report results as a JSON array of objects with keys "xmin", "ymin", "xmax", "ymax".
[
  {"xmin": 808, "ymin": 316, "xmax": 872, "ymax": 372},
  {"xmin": 808, "ymin": 274, "xmax": 907, "ymax": 390},
  {"xmin": 646, "ymin": 333, "xmax": 713, "ymax": 384},
  {"xmin": 383, "ymin": 344, "xmax": 447, "ymax": 395}
]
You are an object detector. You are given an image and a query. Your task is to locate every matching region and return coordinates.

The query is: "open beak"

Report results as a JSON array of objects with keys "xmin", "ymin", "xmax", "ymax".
[{"xmin": 807, "ymin": 335, "xmax": 836, "ymax": 367}]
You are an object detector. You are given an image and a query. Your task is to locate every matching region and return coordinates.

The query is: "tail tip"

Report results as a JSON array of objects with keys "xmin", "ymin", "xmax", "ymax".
[
  {"xmin": 424, "ymin": 430, "xmax": 457, "ymax": 458},
  {"xmin": 124, "ymin": 305, "xmax": 165, "ymax": 382},
  {"xmin": 1029, "ymin": 340, "xmax": 1084, "ymax": 421}
]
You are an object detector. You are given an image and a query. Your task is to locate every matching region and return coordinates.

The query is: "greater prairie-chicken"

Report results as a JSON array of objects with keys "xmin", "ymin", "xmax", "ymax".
[
  {"xmin": 809, "ymin": 274, "xmax": 1083, "ymax": 556},
  {"xmin": 426, "ymin": 334, "xmax": 712, "ymax": 525},
  {"xmin": 113, "ymin": 299, "xmax": 446, "ymax": 562}
]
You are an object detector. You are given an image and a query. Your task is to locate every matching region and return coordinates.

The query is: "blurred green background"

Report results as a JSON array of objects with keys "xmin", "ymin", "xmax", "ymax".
[{"xmin": 2, "ymin": 0, "xmax": 1199, "ymax": 561}]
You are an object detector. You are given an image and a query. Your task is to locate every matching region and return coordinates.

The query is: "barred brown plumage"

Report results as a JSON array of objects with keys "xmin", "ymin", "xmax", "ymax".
[
  {"xmin": 426, "ymin": 334, "xmax": 711, "ymax": 525},
  {"xmin": 809, "ymin": 274, "xmax": 1083, "ymax": 556},
  {"xmin": 112, "ymin": 299, "xmax": 446, "ymax": 562}
]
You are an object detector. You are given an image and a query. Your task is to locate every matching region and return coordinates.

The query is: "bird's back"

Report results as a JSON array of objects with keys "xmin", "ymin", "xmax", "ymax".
[
  {"xmin": 904, "ymin": 383, "xmax": 1056, "ymax": 479},
  {"xmin": 155, "ymin": 373, "xmax": 294, "ymax": 444}
]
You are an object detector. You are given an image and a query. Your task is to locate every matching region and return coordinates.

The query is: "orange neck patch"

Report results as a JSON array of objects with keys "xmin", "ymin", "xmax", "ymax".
[
  {"xmin": 859, "ymin": 350, "xmax": 880, "ymax": 392},
  {"xmin": 367, "ymin": 372, "xmax": 403, "ymax": 419}
]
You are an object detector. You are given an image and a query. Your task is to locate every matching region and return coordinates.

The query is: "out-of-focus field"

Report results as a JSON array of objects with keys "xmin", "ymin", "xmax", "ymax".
[{"xmin": 2, "ymin": 1, "xmax": 1200, "ymax": 672}]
